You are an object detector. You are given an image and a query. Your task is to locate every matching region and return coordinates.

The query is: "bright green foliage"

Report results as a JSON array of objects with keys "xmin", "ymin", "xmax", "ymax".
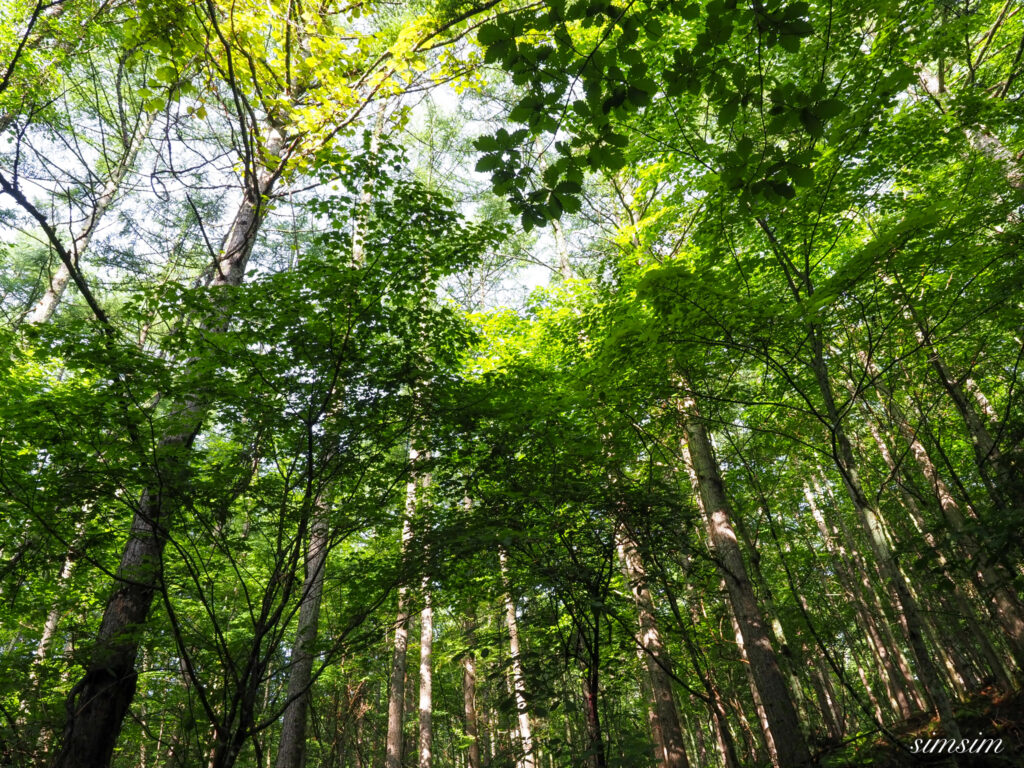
[{"xmin": 2, "ymin": 0, "xmax": 1024, "ymax": 766}]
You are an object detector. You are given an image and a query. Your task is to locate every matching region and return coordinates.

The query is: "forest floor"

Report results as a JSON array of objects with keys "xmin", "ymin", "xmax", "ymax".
[{"xmin": 821, "ymin": 689, "xmax": 1024, "ymax": 767}]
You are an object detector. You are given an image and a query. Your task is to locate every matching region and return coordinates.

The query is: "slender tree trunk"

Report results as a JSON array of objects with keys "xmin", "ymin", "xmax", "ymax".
[
  {"xmin": 807, "ymin": 648, "xmax": 843, "ymax": 742},
  {"xmin": 905, "ymin": 302, "xmax": 1024, "ymax": 514},
  {"xmin": 862, "ymin": 355, "xmax": 1024, "ymax": 671},
  {"xmin": 479, "ymin": 692, "xmax": 494, "ymax": 765},
  {"xmin": 26, "ymin": 111, "xmax": 157, "ymax": 324},
  {"xmin": 274, "ymin": 498, "xmax": 330, "ymax": 768},
  {"xmin": 965, "ymin": 378, "xmax": 999, "ymax": 424},
  {"xmin": 678, "ymin": 387, "xmax": 811, "ymax": 768},
  {"xmin": 727, "ymin": 606, "xmax": 778, "ymax": 765},
  {"xmin": 634, "ymin": 643, "xmax": 665, "ymax": 765},
  {"xmin": 353, "ymin": 682, "xmax": 367, "ymax": 768},
  {"xmin": 855, "ymin": 663, "xmax": 885, "ymax": 725},
  {"xmin": 867, "ymin": 415, "xmax": 1015, "ymax": 690},
  {"xmin": 418, "ymin": 591, "xmax": 433, "ymax": 768},
  {"xmin": 668, "ymin": 586, "xmax": 740, "ymax": 768},
  {"xmin": 730, "ymin": 512, "xmax": 807, "ymax": 724},
  {"xmin": 499, "ymin": 550, "xmax": 535, "ymax": 768},
  {"xmin": 616, "ymin": 531, "xmax": 689, "ymax": 768},
  {"xmin": 385, "ymin": 454, "xmax": 420, "ymax": 768},
  {"xmin": 730, "ymin": 694, "xmax": 761, "ymax": 766},
  {"xmin": 708, "ymin": 690, "xmax": 740, "ymax": 768},
  {"xmin": 462, "ymin": 619, "xmax": 482, "ymax": 768},
  {"xmin": 806, "ymin": 333, "xmax": 960, "ymax": 738},
  {"xmin": 691, "ymin": 715, "xmax": 708, "ymax": 768},
  {"xmin": 53, "ymin": 128, "xmax": 286, "ymax": 768},
  {"xmin": 580, "ymin": 658, "xmax": 607, "ymax": 768},
  {"xmin": 30, "ymin": 521, "xmax": 85, "ymax": 680},
  {"xmin": 803, "ymin": 480, "xmax": 921, "ymax": 719}
]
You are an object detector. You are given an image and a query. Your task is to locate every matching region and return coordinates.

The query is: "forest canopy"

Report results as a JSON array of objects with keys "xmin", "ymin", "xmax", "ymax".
[{"xmin": 1, "ymin": 0, "xmax": 1023, "ymax": 767}]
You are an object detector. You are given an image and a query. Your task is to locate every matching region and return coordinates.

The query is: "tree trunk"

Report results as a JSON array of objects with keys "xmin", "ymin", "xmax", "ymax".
[
  {"xmin": 616, "ymin": 531, "xmax": 689, "ymax": 768},
  {"xmin": 808, "ymin": 649, "xmax": 843, "ymax": 742},
  {"xmin": 730, "ymin": 511, "xmax": 807, "ymax": 724},
  {"xmin": 669, "ymin": 587, "xmax": 740, "ymax": 768},
  {"xmin": 26, "ymin": 111, "xmax": 157, "ymax": 324},
  {"xmin": 30, "ymin": 521, "xmax": 85, "ymax": 680},
  {"xmin": 863, "ymin": 353, "xmax": 1024, "ymax": 671},
  {"xmin": 907, "ymin": 303, "xmax": 1024, "ymax": 515},
  {"xmin": 581, "ymin": 661, "xmax": 607, "ymax": 768},
  {"xmin": 274, "ymin": 499, "xmax": 330, "ymax": 768},
  {"xmin": 418, "ymin": 591, "xmax": 433, "ymax": 768},
  {"xmin": 727, "ymin": 605, "xmax": 778, "ymax": 766},
  {"xmin": 807, "ymin": 333, "xmax": 960, "ymax": 738},
  {"xmin": 385, "ymin": 454, "xmax": 420, "ymax": 768},
  {"xmin": 678, "ymin": 388, "xmax": 811, "ymax": 768},
  {"xmin": 499, "ymin": 550, "xmax": 535, "ymax": 768},
  {"xmin": 803, "ymin": 480, "xmax": 921, "ymax": 720},
  {"xmin": 462, "ymin": 621, "xmax": 482, "ymax": 768},
  {"xmin": 864, "ymin": 414, "xmax": 1014, "ymax": 691},
  {"xmin": 53, "ymin": 128, "xmax": 286, "ymax": 768}
]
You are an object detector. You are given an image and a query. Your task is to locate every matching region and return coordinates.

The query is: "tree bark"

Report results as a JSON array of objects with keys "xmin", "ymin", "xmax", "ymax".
[
  {"xmin": 53, "ymin": 128, "xmax": 286, "ymax": 768},
  {"xmin": 274, "ymin": 498, "xmax": 330, "ymax": 768},
  {"xmin": 806, "ymin": 332, "xmax": 960, "ymax": 738},
  {"xmin": 863, "ymin": 413, "xmax": 1015, "ymax": 690},
  {"xmin": 678, "ymin": 388, "xmax": 811, "ymax": 768},
  {"xmin": 462, "ymin": 620, "xmax": 482, "ymax": 768},
  {"xmin": 26, "ymin": 111, "xmax": 156, "ymax": 324},
  {"xmin": 862, "ymin": 354, "xmax": 1024, "ymax": 671},
  {"xmin": 803, "ymin": 480, "xmax": 921, "ymax": 720},
  {"xmin": 616, "ymin": 531, "xmax": 689, "ymax": 768},
  {"xmin": 808, "ymin": 649, "xmax": 843, "ymax": 741},
  {"xmin": 418, "ymin": 591, "xmax": 433, "ymax": 768},
  {"xmin": 580, "ymin": 657, "xmax": 607, "ymax": 768},
  {"xmin": 908, "ymin": 303, "xmax": 1024, "ymax": 515},
  {"xmin": 30, "ymin": 521, "xmax": 85, "ymax": 680},
  {"xmin": 499, "ymin": 550, "xmax": 535, "ymax": 768},
  {"xmin": 385, "ymin": 455, "xmax": 419, "ymax": 768}
]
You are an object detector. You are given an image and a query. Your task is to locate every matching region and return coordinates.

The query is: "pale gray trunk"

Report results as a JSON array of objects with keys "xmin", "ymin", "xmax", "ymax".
[
  {"xmin": 804, "ymin": 478, "xmax": 925, "ymax": 719},
  {"xmin": 462, "ymin": 639, "xmax": 481, "ymax": 768},
  {"xmin": 679, "ymin": 390, "xmax": 811, "ymax": 768},
  {"xmin": 809, "ymin": 650, "xmax": 843, "ymax": 741},
  {"xmin": 861, "ymin": 353, "xmax": 1024, "ymax": 670},
  {"xmin": 26, "ymin": 111, "xmax": 156, "ymax": 324},
  {"xmin": 385, "ymin": 458, "xmax": 419, "ymax": 768},
  {"xmin": 807, "ymin": 333, "xmax": 960, "ymax": 738},
  {"xmin": 274, "ymin": 499, "xmax": 330, "ymax": 768},
  {"xmin": 965, "ymin": 378, "xmax": 999, "ymax": 424},
  {"xmin": 863, "ymin": 414, "xmax": 1014, "ymax": 690},
  {"xmin": 54, "ymin": 128, "xmax": 286, "ymax": 768},
  {"xmin": 418, "ymin": 591, "xmax": 433, "ymax": 768},
  {"xmin": 499, "ymin": 550, "xmax": 535, "ymax": 768},
  {"xmin": 855, "ymin": 664, "xmax": 885, "ymax": 724},
  {"xmin": 908, "ymin": 309, "xmax": 1024, "ymax": 514},
  {"xmin": 31, "ymin": 520, "xmax": 85, "ymax": 678},
  {"xmin": 384, "ymin": 581, "xmax": 411, "ymax": 768},
  {"xmin": 616, "ymin": 531, "xmax": 689, "ymax": 768}
]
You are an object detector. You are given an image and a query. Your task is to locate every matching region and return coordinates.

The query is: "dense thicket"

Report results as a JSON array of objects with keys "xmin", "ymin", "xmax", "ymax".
[{"xmin": 2, "ymin": 0, "xmax": 1023, "ymax": 766}]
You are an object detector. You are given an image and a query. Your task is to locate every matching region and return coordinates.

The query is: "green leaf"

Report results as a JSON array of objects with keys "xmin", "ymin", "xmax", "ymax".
[
  {"xmin": 779, "ymin": 34, "xmax": 801, "ymax": 52},
  {"xmin": 475, "ymin": 154, "xmax": 504, "ymax": 173},
  {"xmin": 155, "ymin": 65, "xmax": 177, "ymax": 83},
  {"xmin": 799, "ymin": 107, "xmax": 823, "ymax": 137},
  {"xmin": 788, "ymin": 162, "xmax": 814, "ymax": 187},
  {"xmin": 718, "ymin": 97, "xmax": 740, "ymax": 126},
  {"xmin": 815, "ymin": 98, "xmax": 845, "ymax": 119}
]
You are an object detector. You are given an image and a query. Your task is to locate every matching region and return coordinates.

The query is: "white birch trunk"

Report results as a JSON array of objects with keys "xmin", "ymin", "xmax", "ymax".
[
  {"xmin": 499, "ymin": 550, "xmax": 535, "ymax": 768},
  {"xmin": 418, "ymin": 590, "xmax": 433, "ymax": 768},
  {"xmin": 26, "ymin": 111, "xmax": 157, "ymax": 324}
]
